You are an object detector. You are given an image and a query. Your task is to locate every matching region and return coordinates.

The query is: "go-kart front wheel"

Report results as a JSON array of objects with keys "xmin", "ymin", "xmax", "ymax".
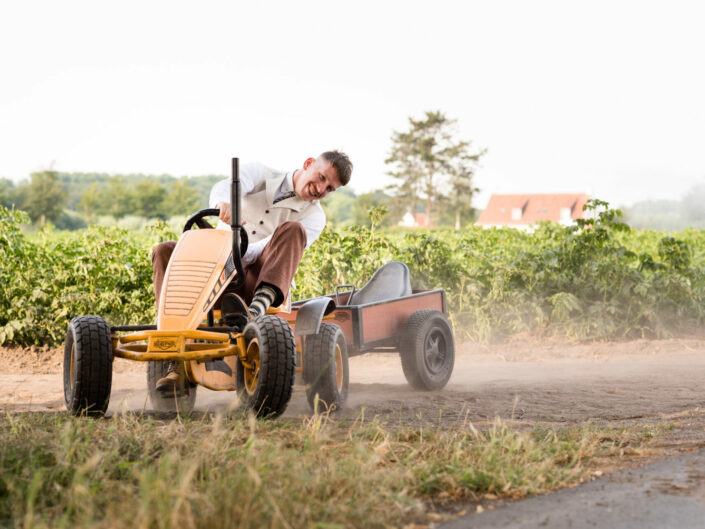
[
  {"xmin": 63, "ymin": 316, "xmax": 113, "ymax": 416},
  {"xmin": 236, "ymin": 315, "xmax": 296, "ymax": 418},
  {"xmin": 303, "ymin": 323, "xmax": 349, "ymax": 411},
  {"xmin": 400, "ymin": 309, "xmax": 455, "ymax": 391}
]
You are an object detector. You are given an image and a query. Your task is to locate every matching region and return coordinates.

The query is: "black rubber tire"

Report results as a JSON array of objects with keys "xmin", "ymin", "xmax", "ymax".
[
  {"xmin": 63, "ymin": 315, "xmax": 113, "ymax": 416},
  {"xmin": 399, "ymin": 309, "xmax": 455, "ymax": 391},
  {"xmin": 303, "ymin": 323, "xmax": 349, "ymax": 412},
  {"xmin": 236, "ymin": 315, "xmax": 296, "ymax": 418},
  {"xmin": 147, "ymin": 361, "xmax": 197, "ymax": 414}
]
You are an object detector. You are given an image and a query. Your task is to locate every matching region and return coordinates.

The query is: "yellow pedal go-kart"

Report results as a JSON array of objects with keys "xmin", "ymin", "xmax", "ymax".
[{"xmin": 63, "ymin": 158, "xmax": 297, "ymax": 417}]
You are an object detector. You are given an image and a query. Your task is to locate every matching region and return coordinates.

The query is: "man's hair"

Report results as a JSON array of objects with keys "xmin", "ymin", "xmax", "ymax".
[{"xmin": 320, "ymin": 150, "xmax": 352, "ymax": 186}]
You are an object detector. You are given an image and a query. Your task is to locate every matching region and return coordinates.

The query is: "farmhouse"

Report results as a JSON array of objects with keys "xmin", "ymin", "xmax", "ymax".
[
  {"xmin": 477, "ymin": 193, "xmax": 590, "ymax": 229},
  {"xmin": 398, "ymin": 211, "xmax": 432, "ymax": 228}
]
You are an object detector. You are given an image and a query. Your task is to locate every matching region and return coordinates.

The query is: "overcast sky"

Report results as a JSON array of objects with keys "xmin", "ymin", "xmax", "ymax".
[{"xmin": 1, "ymin": 0, "xmax": 703, "ymax": 208}]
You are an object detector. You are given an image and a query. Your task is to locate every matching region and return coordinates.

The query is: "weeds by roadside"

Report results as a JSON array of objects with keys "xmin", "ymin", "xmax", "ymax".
[{"xmin": 0, "ymin": 411, "xmax": 658, "ymax": 529}]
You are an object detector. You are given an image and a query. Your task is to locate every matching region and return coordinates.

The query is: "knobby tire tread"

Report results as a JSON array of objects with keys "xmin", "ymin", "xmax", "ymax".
[
  {"xmin": 239, "ymin": 315, "xmax": 296, "ymax": 418},
  {"xmin": 303, "ymin": 323, "xmax": 348, "ymax": 411},
  {"xmin": 64, "ymin": 315, "xmax": 113, "ymax": 416},
  {"xmin": 399, "ymin": 309, "xmax": 455, "ymax": 391}
]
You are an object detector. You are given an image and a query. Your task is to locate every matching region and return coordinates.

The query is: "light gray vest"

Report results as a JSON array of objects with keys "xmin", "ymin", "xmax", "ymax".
[{"xmin": 241, "ymin": 168, "xmax": 322, "ymax": 244}]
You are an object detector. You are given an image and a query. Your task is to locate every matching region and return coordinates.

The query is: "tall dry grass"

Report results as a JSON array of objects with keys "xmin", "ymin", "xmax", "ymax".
[{"xmin": 0, "ymin": 410, "xmax": 657, "ymax": 528}]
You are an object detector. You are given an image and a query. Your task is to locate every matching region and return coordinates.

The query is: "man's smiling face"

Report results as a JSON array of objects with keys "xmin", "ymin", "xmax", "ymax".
[{"xmin": 293, "ymin": 156, "xmax": 343, "ymax": 202}]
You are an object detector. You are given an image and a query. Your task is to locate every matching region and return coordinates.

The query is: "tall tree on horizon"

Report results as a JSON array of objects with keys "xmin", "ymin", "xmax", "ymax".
[
  {"xmin": 162, "ymin": 178, "xmax": 202, "ymax": 216},
  {"xmin": 0, "ymin": 178, "xmax": 17, "ymax": 209},
  {"xmin": 79, "ymin": 183, "xmax": 101, "ymax": 224},
  {"xmin": 17, "ymin": 170, "xmax": 67, "ymax": 227},
  {"xmin": 385, "ymin": 110, "xmax": 485, "ymax": 228}
]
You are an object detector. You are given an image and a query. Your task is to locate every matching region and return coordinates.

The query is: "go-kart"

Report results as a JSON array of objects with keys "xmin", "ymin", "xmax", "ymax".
[
  {"xmin": 63, "ymin": 157, "xmax": 455, "ymax": 417},
  {"xmin": 63, "ymin": 158, "xmax": 296, "ymax": 417}
]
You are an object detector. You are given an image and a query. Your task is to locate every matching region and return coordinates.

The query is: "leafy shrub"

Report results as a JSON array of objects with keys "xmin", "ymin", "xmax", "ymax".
[
  {"xmin": 0, "ymin": 202, "xmax": 703, "ymax": 346},
  {"xmin": 0, "ymin": 207, "xmax": 158, "ymax": 345},
  {"xmin": 54, "ymin": 210, "xmax": 88, "ymax": 231},
  {"xmin": 296, "ymin": 201, "xmax": 705, "ymax": 342}
]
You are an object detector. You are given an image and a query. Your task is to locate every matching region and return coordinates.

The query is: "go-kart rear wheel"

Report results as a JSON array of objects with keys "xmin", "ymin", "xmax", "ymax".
[
  {"xmin": 147, "ymin": 361, "xmax": 197, "ymax": 414},
  {"xmin": 400, "ymin": 309, "xmax": 455, "ymax": 391},
  {"xmin": 303, "ymin": 323, "xmax": 349, "ymax": 411},
  {"xmin": 236, "ymin": 315, "xmax": 296, "ymax": 418},
  {"xmin": 63, "ymin": 316, "xmax": 113, "ymax": 416}
]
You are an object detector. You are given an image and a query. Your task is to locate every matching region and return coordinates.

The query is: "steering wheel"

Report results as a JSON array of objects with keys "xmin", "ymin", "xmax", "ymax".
[{"xmin": 182, "ymin": 208, "xmax": 249, "ymax": 257}]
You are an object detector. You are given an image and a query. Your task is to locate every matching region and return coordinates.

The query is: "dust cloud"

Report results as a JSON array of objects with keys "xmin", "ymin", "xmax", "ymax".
[{"xmin": 2, "ymin": 338, "xmax": 705, "ymax": 429}]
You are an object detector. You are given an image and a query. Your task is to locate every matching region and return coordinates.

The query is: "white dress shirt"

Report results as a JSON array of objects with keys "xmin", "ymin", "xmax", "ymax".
[{"xmin": 209, "ymin": 162, "xmax": 326, "ymax": 265}]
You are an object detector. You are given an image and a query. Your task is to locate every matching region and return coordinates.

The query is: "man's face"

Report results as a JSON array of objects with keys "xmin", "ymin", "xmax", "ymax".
[{"xmin": 294, "ymin": 157, "xmax": 342, "ymax": 201}]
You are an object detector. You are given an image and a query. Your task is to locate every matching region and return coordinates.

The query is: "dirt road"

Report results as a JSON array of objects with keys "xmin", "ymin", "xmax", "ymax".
[{"xmin": 2, "ymin": 338, "xmax": 705, "ymax": 430}]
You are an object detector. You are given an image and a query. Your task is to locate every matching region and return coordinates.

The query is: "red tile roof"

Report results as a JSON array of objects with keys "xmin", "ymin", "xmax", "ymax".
[
  {"xmin": 477, "ymin": 193, "xmax": 590, "ymax": 225},
  {"xmin": 414, "ymin": 213, "xmax": 430, "ymax": 227}
]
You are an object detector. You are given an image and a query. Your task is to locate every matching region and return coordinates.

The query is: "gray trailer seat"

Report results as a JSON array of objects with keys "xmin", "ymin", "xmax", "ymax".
[{"xmin": 349, "ymin": 261, "xmax": 412, "ymax": 305}]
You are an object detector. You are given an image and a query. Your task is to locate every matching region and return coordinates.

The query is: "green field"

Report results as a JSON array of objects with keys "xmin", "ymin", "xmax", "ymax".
[{"xmin": 1, "ymin": 201, "xmax": 703, "ymax": 347}]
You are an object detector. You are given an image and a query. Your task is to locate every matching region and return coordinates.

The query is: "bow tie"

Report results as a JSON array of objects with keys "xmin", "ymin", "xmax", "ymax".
[{"xmin": 273, "ymin": 191, "xmax": 297, "ymax": 204}]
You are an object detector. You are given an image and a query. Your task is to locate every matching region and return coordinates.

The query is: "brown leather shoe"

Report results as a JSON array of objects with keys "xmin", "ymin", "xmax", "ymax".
[{"xmin": 155, "ymin": 362, "xmax": 186, "ymax": 394}]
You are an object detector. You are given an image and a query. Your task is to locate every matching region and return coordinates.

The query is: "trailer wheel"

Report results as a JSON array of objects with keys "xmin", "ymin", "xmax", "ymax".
[
  {"xmin": 400, "ymin": 309, "xmax": 455, "ymax": 391},
  {"xmin": 236, "ymin": 315, "xmax": 296, "ymax": 418},
  {"xmin": 63, "ymin": 316, "xmax": 113, "ymax": 416},
  {"xmin": 303, "ymin": 323, "xmax": 349, "ymax": 411},
  {"xmin": 147, "ymin": 361, "xmax": 197, "ymax": 414}
]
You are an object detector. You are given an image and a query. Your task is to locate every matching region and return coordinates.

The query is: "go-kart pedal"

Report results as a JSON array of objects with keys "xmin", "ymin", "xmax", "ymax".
[{"xmin": 221, "ymin": 292, "xmax": 252, "ymax": 330}]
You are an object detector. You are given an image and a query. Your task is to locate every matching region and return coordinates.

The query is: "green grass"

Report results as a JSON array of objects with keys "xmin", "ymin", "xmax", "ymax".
[{"xmin": 0, "ymin": 411, "xmax": 658, "ymax": 529}]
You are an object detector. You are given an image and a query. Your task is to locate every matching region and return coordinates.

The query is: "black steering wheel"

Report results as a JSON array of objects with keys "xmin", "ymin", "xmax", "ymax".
[{"xmin": 182, "ymin": 208, "xmax": 249, "ymax": 257}]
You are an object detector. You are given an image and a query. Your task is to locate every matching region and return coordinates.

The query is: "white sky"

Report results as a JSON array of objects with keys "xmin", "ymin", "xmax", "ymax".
[{"xmin": 1, "ymin": 0, "xmax": 704, "ymax": 208}]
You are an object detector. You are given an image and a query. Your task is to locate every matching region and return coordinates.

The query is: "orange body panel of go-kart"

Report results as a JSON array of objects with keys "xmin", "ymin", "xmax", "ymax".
[
  {"xmin": 112, "ymin": 228, "xmax": 246, "ymax": 391},
  {"xmin": 158, "ymin": 229, "xmax": 233, "ymax": 331}
]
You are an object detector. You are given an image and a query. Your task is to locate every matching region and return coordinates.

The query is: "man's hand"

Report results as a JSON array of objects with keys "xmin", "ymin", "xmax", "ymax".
[
  {"xmin": 217, "ymin": 202, "xmax": 231, "ymax": 224},
  {"xmin": 217, "ymin": 202, "xmax": 246, "ymax": 225}
]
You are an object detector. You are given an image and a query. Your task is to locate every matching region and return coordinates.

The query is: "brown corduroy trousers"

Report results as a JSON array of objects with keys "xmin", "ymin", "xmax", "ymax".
[{"xmin": 151, "ymin": 221, "xmax": 307, "ymax": 309}]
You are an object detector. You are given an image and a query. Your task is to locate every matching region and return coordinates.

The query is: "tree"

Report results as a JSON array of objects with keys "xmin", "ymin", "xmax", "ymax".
[
  {"xmin": 385, "ymin": 110, "xmax": 485, "ymax": 228},
  {"xmin": 132, "ymin": 180, "xmax": 167, "ymax": 219},
  {"xmin": 103, "ymin": 177, "xmax": 136, "ymax": 219},
  {"xmin": 352, "ymin": 191, "xmax": 393, "ymax": 228},
  {"xmin": 446, "ymin": 161, "xmax": 480, "ymax": 229},
  {"xmin": 162, "ymin": 178, "xmax": 202, "ymax": 217},
  {"xmin": 79, "ymin": 183, "xmax": 101, "ymax": 224},
  {"xmin": 17, "ymin": 170, "xmax": 67, "ymax": 227},
  {"xmin": 321, "ymin": 186, "xmax": 357, "ymax": 227},
  {"xmin": 0, "ymin": 178, "xmax": 17, "ymax": 208},
  {"xmin": 681, "ymin": 183, "xmax": 705, "ymax": 228}
]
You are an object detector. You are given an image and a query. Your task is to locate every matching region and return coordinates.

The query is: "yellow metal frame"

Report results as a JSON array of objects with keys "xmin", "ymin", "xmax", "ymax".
[
  {"xmin": 112, "ymin": 329, "xmax": 241, "ymax": 362},
  {"xmin": 110, "ymin": 298, "xmax": 292, "ymax": 387}
]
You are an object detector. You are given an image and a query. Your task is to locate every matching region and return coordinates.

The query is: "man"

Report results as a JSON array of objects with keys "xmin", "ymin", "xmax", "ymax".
[{"xmin": 151, "ymin": 150, "xmax": 353, "ymax": 392}]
